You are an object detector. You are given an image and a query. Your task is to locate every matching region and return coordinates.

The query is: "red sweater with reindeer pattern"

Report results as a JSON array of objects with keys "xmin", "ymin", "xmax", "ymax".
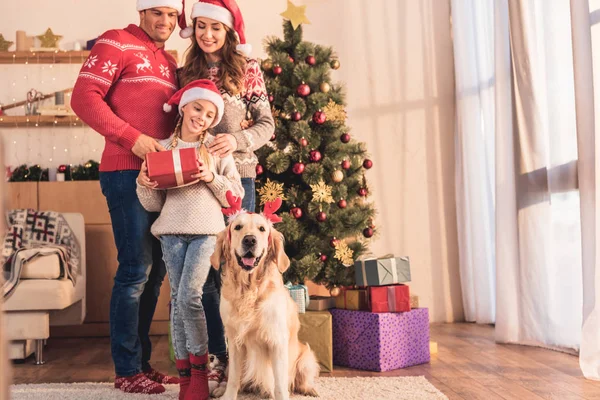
[{"xmin": 71, "ymin": 24, "xmax": 178, "ymax": 172}]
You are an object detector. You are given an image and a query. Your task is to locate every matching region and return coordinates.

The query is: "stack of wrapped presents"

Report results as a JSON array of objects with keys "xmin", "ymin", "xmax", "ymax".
[{"xmin": 286, "ymin": 255, "xmax": 432, "ymax": 373}]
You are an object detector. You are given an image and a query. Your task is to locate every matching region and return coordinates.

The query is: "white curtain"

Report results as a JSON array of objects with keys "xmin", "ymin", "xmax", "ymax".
[
  {"xmin": 451, "ymin": 0, "xmax": 496, "ymax": 324},
  {"xmin": 454, "ymin": 0, "xmax": 587, "ymax": 365}
]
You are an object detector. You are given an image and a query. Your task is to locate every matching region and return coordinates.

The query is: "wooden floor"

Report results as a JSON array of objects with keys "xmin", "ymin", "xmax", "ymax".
[{"xmin": 8, "ymin": 323, "xmax": 600, "ymax": 399}]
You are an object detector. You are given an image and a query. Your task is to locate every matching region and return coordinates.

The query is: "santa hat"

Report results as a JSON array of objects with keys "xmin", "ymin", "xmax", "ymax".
[
  {"xmin": 136, "ymin": 0, "xmax": 183, "ymax": 14},
  {"xmin": 178, "ymin": 0, "xmax": 252, "ymax": 56},
  {"xmin": 163, "ymin": 79, "xmax": 224, "ymax": 127}
]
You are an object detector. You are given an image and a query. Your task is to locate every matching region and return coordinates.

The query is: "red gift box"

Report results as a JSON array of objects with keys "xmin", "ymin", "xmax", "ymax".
[
  {"xmin": 368, "ymin": 284, "xmax": 410, "ymax": 313},
  {"xmin": 146, "ymin": 148, "xmax": 199, "ymax": 189}
]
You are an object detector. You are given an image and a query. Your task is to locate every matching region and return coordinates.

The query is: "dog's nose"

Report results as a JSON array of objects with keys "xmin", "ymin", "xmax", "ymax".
[{"xmin": 243, "ymin": 235, "xmax": 257, "ymax": 247}]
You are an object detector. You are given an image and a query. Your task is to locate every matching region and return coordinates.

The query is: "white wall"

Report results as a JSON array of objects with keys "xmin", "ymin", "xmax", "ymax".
[{"xmin": 0, "ymin": 0, "xmax": 463, "ymax": 322}]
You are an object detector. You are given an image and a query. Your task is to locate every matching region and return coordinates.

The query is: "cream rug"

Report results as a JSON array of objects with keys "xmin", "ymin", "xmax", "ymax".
[{"xmin": 12, "ymin": 376, "xmax": 448, "ymax": 399}]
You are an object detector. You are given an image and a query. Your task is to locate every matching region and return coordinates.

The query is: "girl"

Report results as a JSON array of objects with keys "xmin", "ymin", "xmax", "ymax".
[
  {"xmin": 136, "ymin": 79, "xmax": 244, "ymax": 400},
  {"xmin": 177, "ymin": 1, "xmax": 274, "ymax": 394}
]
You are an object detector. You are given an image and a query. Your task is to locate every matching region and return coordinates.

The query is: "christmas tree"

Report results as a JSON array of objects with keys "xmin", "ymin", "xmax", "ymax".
[{"xmin": 255, "ymin": 14, "xmax": 377, "ymax": 293}]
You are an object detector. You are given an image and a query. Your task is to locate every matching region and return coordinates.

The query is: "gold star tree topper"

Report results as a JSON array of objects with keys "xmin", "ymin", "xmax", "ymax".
[
  {"xmin": 334, "ymin": 241, "xmax": 354, "ymax": 266},
  {"xmin": 0, "ymin": 34, "xmax": 14, "ymax": 51},
  {"xmin": 280, "ymin": 0, "xmax": 311, "ymax": 30},
  {"xmin": 322, "ymin": 99, "xmax": 347, "ymax": 123},
  {"xmin": 37, "ymin": 28, "xmax": 62, "ymax": 48},
  {"xmin": 258, "ymin": 178, "xmax": 287, "ymax": 205},
  {"xmin": 310, "ymin": 180, "xmax": 334, "ymax": 204}
]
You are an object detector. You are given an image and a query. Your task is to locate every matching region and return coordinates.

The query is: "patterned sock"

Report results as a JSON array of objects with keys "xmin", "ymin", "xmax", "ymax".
[
  {"xmin": 114, "ymin": 372, "xmax": 166, "ymax": 394},
  {"xmin": 176, "ymin": 359, "xmax": 191, "ymax": 400},
  {"xmin": 143, "ymin": 367, "xmax": 180, "ymax": 385},
  {"xmin": 185, "ymin": 353, "xmax": 210, "ymax": 400}
]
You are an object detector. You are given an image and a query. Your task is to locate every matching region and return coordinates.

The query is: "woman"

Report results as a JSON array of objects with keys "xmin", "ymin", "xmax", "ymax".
[{"xmin": 176, "ymin": 0, "xmax": 275, "ymax": 396}]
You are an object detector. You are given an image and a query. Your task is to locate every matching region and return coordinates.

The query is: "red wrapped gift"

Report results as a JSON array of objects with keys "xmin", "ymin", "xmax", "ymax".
[
  {"xmin": 368, "ymin": 284, "xmax": 410, "ymax": 313},
  {"xmin": 146, "ymin": 148, "xmax": 199, "ymax": 189}
]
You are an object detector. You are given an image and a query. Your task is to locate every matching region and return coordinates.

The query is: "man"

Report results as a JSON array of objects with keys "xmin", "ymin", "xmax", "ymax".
[{"xmin": 71, "ymin": 0, "xmax": 183, "ymax": 394}]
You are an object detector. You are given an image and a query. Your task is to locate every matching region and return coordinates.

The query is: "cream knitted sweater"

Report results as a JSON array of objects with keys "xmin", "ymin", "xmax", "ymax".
[{"xmin": 136, "ymin": 134, "xmax": 244, "ymax": 236}]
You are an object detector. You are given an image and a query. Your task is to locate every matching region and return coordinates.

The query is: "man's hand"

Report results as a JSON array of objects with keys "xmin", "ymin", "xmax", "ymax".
[
  {"xmin": 132, "ymin": 134, "xmax": 166, "ymax": 159},
  {"xmin": 208, "ymin": 134, "xmax": 237, "ymax": 158}
]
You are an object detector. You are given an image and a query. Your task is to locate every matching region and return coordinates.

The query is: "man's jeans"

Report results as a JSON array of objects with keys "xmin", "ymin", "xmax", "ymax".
[
  {"xmin": 201, "ymin": 177, "xmax": 256, "ymax": 356},
  {"xmin": 100, "ymin": 171, "xmax": 166, "ymax": 377}
]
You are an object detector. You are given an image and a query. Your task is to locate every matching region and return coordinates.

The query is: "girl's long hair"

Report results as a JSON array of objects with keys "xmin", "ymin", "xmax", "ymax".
[
  {"xmin": 179, "ymin": 20, "xmax": 246, "ymax": 95},
  {"xmin": 171, "ymin": 115, "xmax": 214, "ymax": 172}
]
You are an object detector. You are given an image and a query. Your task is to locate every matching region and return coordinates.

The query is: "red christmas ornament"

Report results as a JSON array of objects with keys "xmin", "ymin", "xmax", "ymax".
[
  {"xmin": 292, "ymin": 162, "xmax": 305, "ymax": 174},
  {"xmin": 290, "ymin": 207, "xmax": 303, "ymax": 219},
  {"xmin": 358, "ymin": 187, "xmax": 368, "ymax": 197},
  {"xmin": 340, "ymin": 133, "xmax": 351, "ymax": 143},
  {"xmin": 297, "ymin": 82, "xmax": 311, "ymax": 97},
  {"xmin": 299, "ymin": 137, "xmax": 308, "ymax": 147},
  {"xmin": 273, "ymin": 65, "xmax": 283, "ymax": 75},
  {"xmin": 363, "ymin": 227, "xmax": 374, "ymax": 238},
  {"xmin": 268, "ymin": 95, "xmax": 274, "ymax": 103},
  {"xmin": 337, "ymin": 199, "xmax": 347, "ymax": 209},
  {"xmin": 329, "ymin": 237, "xmax": 339, "ymax": 248},
  {"xmin": 289, "ymin": 56, "xmax": 295, "ymax": 63},
  {"xmin": 319, "ymin": 254, "xmax": 328, "ymax": 262},
  {"xmin": 363, "ymin": 159, "xmax": 373, "ymax": 169},
  {"xmin": 316, "ymin": 211, "xmax": 327, "ymax": 222},
  {"xmin": 312, "ymin": 110, "xmax": 326, "ymax": 125},
  {"xmin": 58, "ymin": 164, "xmax": 68, "ymax": 173},
  {"xmin": 341, "ymin": 160, "xmax": 351, "ymax": 170},
  {"xmin": 255, "ymin": 164, "xmax": 264, "ymax": 176},
  {"xmin": 309, "ymin": 150, "xmax": 322, "ymax": 163},
  {"xmin": 291, "ymin": 111, "xmax": 302, "ymax": 121},
  {"xmin": 270, "ymin": 133, "xmax": 276, "ymax": 141},
  {"xmin": 306, "ymin": 55, "xmax": 316, "ymax": 65}
]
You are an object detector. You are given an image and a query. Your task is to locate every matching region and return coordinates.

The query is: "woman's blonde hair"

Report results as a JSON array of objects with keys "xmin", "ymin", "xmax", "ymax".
[
  {"xmin": 179, "ymin": 21, "xmax": 246, "ymax": 95},
  {"xmin": 171, "ymin": 115, "xmax": 214, "ymax": 172}
]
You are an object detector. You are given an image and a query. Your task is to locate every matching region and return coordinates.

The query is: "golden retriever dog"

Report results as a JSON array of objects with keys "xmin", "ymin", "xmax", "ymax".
[{"xmin": 210, "ymin": 210, "xmax": 319, "ymax": 400}]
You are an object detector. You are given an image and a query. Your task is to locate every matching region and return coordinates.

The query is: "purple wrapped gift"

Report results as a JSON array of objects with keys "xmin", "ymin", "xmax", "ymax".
[{"xmin": 332, "ymin": 308, "xmax": 430, "ymax": 371}]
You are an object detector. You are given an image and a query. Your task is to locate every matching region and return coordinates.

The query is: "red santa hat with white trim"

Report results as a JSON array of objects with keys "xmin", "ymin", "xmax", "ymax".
[
  {"xmin": 163, "ymin": 79, "xmax": 224, "ymax": 127},
  {"xmin": 136, "ymin": 0, "xmax": 183, "ymax": 14},
  {"xmin": 178, "ymin": 0, "xmax": 252, "ymax": 56}
]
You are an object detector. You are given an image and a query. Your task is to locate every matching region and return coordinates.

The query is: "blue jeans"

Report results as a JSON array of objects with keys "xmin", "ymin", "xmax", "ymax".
[
  {"xmin": 201, "ymin": 177, "xmax": 256, "ymax": 357},
  {"xmin": 100, "ymin": 171, "xmax": 167, "ymax": 377},
  {"xmin": 161, "ymin": 234, "xmax": 216, "ymax": 359}
]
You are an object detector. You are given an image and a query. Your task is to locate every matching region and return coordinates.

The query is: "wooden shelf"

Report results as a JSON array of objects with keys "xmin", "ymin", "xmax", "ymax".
[
  {"xmin": 0, "ymin": 50, "xmax": 178, "ymax": 64},
  {"xmin": 0, "ymin": 115, "xmax": 87, "ymax": 127}
]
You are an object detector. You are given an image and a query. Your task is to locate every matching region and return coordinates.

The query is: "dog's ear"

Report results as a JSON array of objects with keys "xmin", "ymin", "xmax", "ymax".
[
  {"xmin": 210, "ymin": 228, "xmax": 229, "ymax": 270},
  {"xmin": 270, "ymin": 228, "xmax": 290, "ymax": 273}
]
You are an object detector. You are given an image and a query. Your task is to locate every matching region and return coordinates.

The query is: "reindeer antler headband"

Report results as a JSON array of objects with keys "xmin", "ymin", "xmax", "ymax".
[{"xmin": 221, "ymin": 190, "xmax": 282, "ymax": 224}]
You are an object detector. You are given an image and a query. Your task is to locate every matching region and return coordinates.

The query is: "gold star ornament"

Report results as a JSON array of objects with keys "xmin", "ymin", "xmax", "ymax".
[
  {"xmin": 37, "ymin": 28, "xmax": 62, "ymax": 48},
  {"xmin": 0, "ymin": 34, "xmax": 14, "ymax": 51},
  {"xmin": 334, "ymin": 241, "xmax": 354, "ymax": 266},
  {"xmin": 258, "ymin": 178, "xmax": 287, "ymax": 205},
  {"xmin": 311, "ymin": 180, "xmax": 334, "ymax": 204},
  {"xmin": 280, "ymin": 0, "xmax": 311, "ymax": 30},
  {"xmin": 323, "ymin": 99, "xmax": 347, "ymax": 123}
]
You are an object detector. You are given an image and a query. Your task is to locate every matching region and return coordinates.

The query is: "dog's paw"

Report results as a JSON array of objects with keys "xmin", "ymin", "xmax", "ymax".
[{"xmin": 211, "ymin": 385, "xmax": 227, "ymax": 398}]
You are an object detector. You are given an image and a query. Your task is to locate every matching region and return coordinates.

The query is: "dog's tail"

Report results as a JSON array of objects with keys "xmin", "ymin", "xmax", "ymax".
[{"xmin": 292, "ymin": 342, "xmax": 320, "ymax": 397}]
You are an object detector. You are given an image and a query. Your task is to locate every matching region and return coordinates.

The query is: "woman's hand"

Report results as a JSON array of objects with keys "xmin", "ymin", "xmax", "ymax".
[
  {"xmin": 192, "ymin": 160, "xmax": 215, "ymax": 183},
  {"xmin": 209, "ymin": 134, "xmax": 237, "ymax": 158},
  {"xmin": 137, "ymin": 160, "xmax": 158, "ymax": 189}
]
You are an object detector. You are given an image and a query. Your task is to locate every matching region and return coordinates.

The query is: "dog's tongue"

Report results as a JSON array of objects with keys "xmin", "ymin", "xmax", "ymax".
[{"xmin": 242, "ymin": 257, "xmax": 256, "ymax": 267}]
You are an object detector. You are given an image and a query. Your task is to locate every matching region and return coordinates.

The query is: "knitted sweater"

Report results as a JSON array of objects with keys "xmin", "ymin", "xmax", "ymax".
[
  {"xmin": 72, "ymin": 24, "xmax": 178, "ymax": 172},
  {"xmin": 179, "ymin": 59, "xmax": 274, "ymax": 178},
  {"xmin": 136, "ymin": 135, "xmax": 244, "ymax": 236}
]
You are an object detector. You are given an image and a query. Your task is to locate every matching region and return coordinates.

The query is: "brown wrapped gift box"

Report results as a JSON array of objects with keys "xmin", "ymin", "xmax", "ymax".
[{"xmin": 298, "ymin": 311, "xmax": 333, "ymax": 372}]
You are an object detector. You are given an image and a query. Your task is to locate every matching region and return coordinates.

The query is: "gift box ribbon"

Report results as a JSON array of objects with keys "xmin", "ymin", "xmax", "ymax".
[
  {"xmin": 172, "ymin": 149, "xmax": 185, "ymax": 187},
  {"xmin": 284, "ymin": 282, "xmax": 310, "ymax": 305}
]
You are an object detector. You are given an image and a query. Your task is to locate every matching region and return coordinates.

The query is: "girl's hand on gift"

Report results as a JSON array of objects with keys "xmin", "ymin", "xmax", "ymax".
[
  {"xmin": 137, "ymin": 160, "xmax": 159, "ymax": 189},
  {"xmin": 209, "ymin": 134, "xmax": 237, "ymax": 158},
  {"xmin": 193, "ymin": 160, "xmax": 214, "ymax": 183}
]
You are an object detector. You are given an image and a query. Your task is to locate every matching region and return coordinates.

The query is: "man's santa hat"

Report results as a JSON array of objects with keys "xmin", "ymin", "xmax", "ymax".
[
  {"xmin": 178, "ymin": 0, "xmax": 252, "ymax": 56},
  {"xmin": 163, "ymin": 79, "xmax": 224, "ymax": 127},
  {"xmin": 136, "ymin": 0, "xmax": 184, "ymax": 14}
]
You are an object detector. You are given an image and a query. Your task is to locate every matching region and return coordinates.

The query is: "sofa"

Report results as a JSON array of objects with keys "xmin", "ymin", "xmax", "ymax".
[{"xmin": 2, "ymin": 212, "xmax": 86, "ymax": 364}]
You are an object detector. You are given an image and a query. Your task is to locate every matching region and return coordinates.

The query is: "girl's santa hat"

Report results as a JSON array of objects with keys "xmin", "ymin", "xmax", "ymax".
[
  {"xmin": 163, "ymin": 79, "xmax": 224, "ymax": 127},
  {"xmin": 136, "ymin": 0, "xmax": 183, "ymax": 14},
  {"xmin": 178, "ymin": 0, "xmax": 252, "ymax": 55}
]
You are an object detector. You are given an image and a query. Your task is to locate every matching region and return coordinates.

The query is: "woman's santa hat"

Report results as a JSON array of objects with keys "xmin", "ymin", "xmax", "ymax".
[
  {"xmin": 178, "ymin": 0, "xmax": 252, "ymax": 55},
  {"xmin": 163, "ymin": 79, "xmax": 224, "ymax": 127},
  {"xmin": 136, "ymin": 0, "xmax": 183, "ymax": 14}
]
